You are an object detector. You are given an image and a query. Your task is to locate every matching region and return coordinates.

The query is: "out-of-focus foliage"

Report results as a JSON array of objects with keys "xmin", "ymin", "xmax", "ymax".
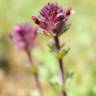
[{"xmin": 0, "ymin": 0, "xmax": 96, "ymax": 96}]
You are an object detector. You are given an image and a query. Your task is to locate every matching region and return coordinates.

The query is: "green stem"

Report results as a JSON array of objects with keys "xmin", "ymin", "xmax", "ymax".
[
  {"xmin": 26, "ymin": 48, "xmax": 43, "ymax": 96},
  {"xmin": 54, "ymin": 35, "xmax": 67, "ymax": 96}
]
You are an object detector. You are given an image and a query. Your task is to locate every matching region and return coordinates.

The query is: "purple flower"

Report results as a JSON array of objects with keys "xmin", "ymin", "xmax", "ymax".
[
  {"xmin": 32, "ymin": 3, "xmax": 74, "ymax": 35},
  {"xmin": 11, "ymin": 23, "xmax": 38, "ymax": 50}
]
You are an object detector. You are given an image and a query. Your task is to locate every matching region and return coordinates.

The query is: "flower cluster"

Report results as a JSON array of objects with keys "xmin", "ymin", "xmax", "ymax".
[
  {"xmin": 11, "ymin": 3, "xmax": 74, "ymax": 50},
  {"xmin": 32, "ymin": 3, "xmax": 74, "ymax": 35},
  {"xmin": 11, "ymin": 23, "xmax": 38, "ymax": 50}
]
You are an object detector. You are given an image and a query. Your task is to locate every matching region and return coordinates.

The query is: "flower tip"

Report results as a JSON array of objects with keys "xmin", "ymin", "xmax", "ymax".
[
  {"xmin": 68, "ymin": 7, "xmax": 75, "ymax": 14},
  {"xmin": 14, "ymin": 25, "xmax": 21, "ymax": 32},
  {"xmin": 65, "ymin": 7, "xmax": 75, "ymax": 18},
  {"xmin": 70, "ymin": 8, "xmax": 75, "ymax": 14},
  {"xmin": 32, "ymin": 16, "xmax": 40, "ymax": 24},
  {"xmin": 32, "ymin": 16, "xmax": 37, "ymax": 20}
]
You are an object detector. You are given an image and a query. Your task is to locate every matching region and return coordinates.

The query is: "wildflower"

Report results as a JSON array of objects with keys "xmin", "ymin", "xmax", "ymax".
[
  {"xmin": 32, "ymin": 3, "xmax": 74, "ymax": 35},
  {"xmin": 11, "ymin": 23, "xmax": 38, "ymax": 50}
]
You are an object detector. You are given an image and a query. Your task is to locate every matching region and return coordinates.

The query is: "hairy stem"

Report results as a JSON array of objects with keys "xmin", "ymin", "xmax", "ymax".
[
  {"xmin": 26, "ymin": 48, "xmax": 43, "ymax": 96},
  {"xmin": 54, "ymin": 35, "xmax": 67, "ymax": 96}
]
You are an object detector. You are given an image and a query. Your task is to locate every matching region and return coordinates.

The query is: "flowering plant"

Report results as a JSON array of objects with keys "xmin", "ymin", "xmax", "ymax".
[
  {"xmin": 32, "ymin": 3, "xmax": 74, "ymax": 96},
  {"xmin": 10, "ymin": 2, "xmax": 74, "ymax": 96},
  {"xmin": 10, "ymin": 23, "xmax": 43, "ymax": 96}
]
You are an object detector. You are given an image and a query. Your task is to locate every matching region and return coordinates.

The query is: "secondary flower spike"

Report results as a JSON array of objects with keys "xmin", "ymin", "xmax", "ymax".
[
  {"xmin": 32, "ymin": 3, "xmax": 74, "ymax": 35},
  {"xmin": 11, "ymin": 23, "xmax": 38, "ymax": 50}
]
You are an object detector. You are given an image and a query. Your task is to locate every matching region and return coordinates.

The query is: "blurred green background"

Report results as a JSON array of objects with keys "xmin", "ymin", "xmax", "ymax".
[{"xmin": 0, "ymin": 0, "xmax": 96, "ymax": 96}]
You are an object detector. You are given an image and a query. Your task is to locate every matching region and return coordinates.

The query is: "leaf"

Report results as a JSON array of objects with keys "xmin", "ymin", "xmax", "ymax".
[
  {"xmin": 56, "ymin": 47, "xmax": 70, "ymax": 59},
  {"xmin": 31, "ymin": 66, "xmax": 38, "ymax": 73},
  {"xmin": 48, "ymin": 75, "xmax": 63, "ymax": 93},
  {"xmin": 48, "ymin": 42, "xmax": 57, "ymax": 53},
  {"xmin": 58, "ymin": 23, "xmax": 71, "ymax": 36},
  {"xmin": 49, "ymin": 75, "xmax": 62, "ymax": 86},
  {"xmin": 26, "ymin": 66, "xmax": 38, "ymax": 73},
  {"xmin": 65, "ymin": 71, "xmax": 74, "ymax": 80},
  {"xmin": 60, "ymin": 43, "xmax": 65, "ymax": 49},
  {"xmin": 63, "ymin": 23, "xmax": 71, "ymax": 32}
]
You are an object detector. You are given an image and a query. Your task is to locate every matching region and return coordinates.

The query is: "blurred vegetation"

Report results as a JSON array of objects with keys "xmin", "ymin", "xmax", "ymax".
[{"xmin": 0, "ymin": 0, "xmax": 96, "ymax": 96}]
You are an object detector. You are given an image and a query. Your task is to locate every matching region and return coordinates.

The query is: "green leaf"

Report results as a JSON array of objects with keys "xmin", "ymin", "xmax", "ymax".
[
  {"xmin": 26, "ymin": 66, "xmax": 38, "ymax": 74},
  {"xmin": 48, "ymin": 42, "xmax": 57, "ymax": 53},
  {"xmin": 58, "ymin": 23, "xmax": 71, "ymax": 36},
  {"xmin": 65, "ymin": 71, "xmax": 74, "ymax": 80},
  {"xmin": 56, "ymin": 47, "xmax": 70, "ymax": 59},
  {"xmin": 48, "ymin": 75, "xmax": 63, "ymax": 93}
]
